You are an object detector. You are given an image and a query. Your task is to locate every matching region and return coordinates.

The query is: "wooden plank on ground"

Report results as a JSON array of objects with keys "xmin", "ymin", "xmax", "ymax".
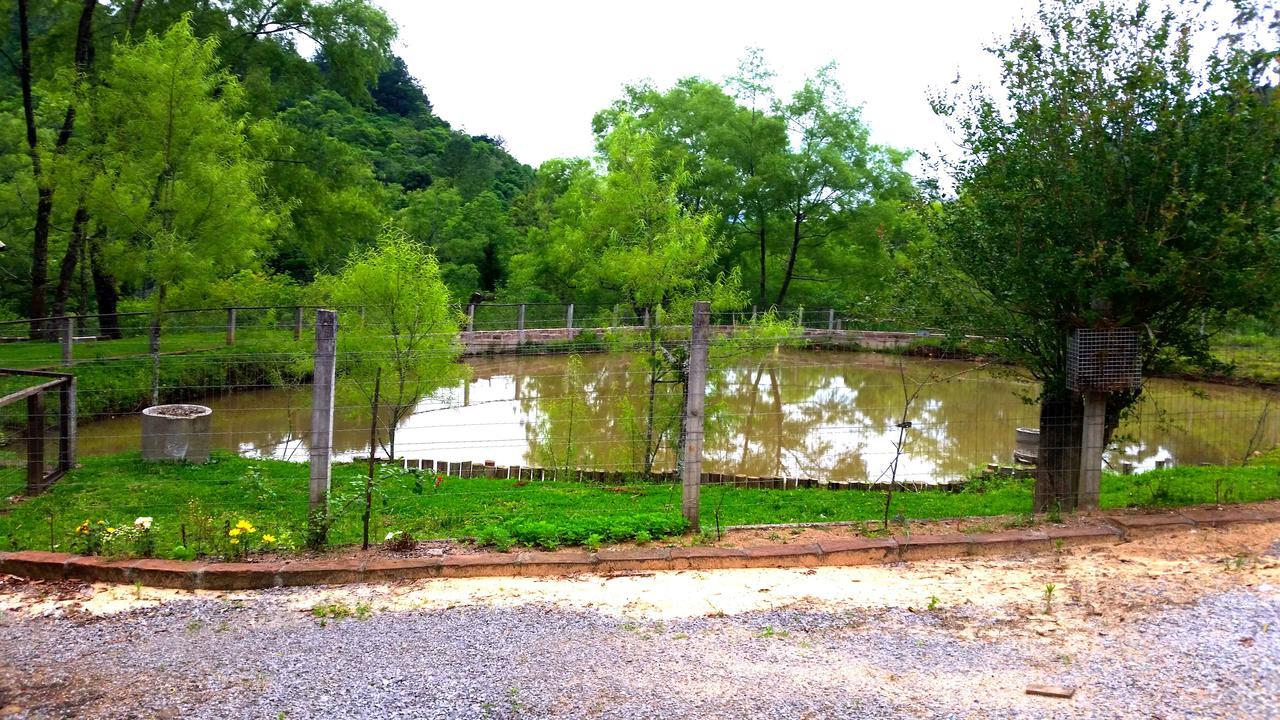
[{"xmin": 1025, "ymin": 685, "xmax": 1076, "ymax": 699}]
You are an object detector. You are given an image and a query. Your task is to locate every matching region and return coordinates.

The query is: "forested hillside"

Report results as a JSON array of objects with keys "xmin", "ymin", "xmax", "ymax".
[{"xmin": 1, "ymin": 0, "xmax": 532, "ymax": 327}]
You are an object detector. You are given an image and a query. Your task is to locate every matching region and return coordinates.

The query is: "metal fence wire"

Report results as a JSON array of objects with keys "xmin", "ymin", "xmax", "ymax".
[{"xmin": 0, "ymin": 303, "xmax": 1276, "ymax": 553}]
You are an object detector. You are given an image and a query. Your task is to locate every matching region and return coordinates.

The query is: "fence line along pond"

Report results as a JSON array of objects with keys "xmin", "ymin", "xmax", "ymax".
[{"xmin": 65, "ymin": 350, "xmax": 1280, "ymax": 485}]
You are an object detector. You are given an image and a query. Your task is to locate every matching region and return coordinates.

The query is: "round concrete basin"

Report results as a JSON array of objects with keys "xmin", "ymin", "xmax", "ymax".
[{"xmin": 141, "ymin": 404, "xmax": 212, "ymax": 463}]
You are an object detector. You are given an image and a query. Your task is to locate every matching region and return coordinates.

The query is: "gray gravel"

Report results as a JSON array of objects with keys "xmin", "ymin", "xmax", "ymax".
[{"xmin": 0, "ymin": 586, "xmax": 1276, "ymax": 720}]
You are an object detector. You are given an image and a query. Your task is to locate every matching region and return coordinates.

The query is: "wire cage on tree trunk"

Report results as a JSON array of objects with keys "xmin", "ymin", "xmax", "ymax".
[{"xmin": 1066, "ymin": 328, "xmax": 1142, "ymax": 393}]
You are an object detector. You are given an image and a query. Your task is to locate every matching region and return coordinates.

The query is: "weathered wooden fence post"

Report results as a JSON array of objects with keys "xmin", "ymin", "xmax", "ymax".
[
  {"xmin": 517, "ymin": 303, "xmax": 526, "ymax": 344},
  {"xmin": 466, "ymin": 304, "xmax": 475, "ymax": 332},
  {"xmin": 25, "ymin": 392, "xmax": 45, "ymax": 495},
  {"xmin": 293, "ymin": 305, "xmax": 303, "ymax": 341},
  {"xmin": 59, "ymin": 316, "xmax": 74, "ymax": 368},
  {"xmin": 565, "ymin": 303, "xmax": 574, "ymax": 331},
  {"xmin": 310, "ymin": 310, "xmax": 338, "ymax": 529},
  {"xmin": 149, "ymin": 321, "xmax": 161, "ymax": 406},
  {"xmin": 827, "ymin": 308, "xmax": 836, "ymax": 332},
  {"xmin": 225, "ymin": 308, "xmax": 237, "ymax": 346},
  {"xmin": 681, "ymin": 300, "xmax": 711, "ymax": 528}
]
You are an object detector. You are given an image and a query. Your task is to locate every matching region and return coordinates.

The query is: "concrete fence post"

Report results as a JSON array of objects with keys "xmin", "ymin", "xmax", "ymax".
[
  {"xmin": 310, "ymin": 310, "xmax": 338, "ymax": 520},
  {"xmin": 827, "ymin": 308, "xmax": 836, "ymax": 331},
  {"xmin": 225, "ymin": 308, "xmax": 237, "ymax": 346},
  {"xmin": 466, "ymin": 304, "xmax": 475, "ymax": 332},
  {"xmin": 517, "ymin": 303, "xmax": 526, "ymax": 344},
  {"xmin": 149, "ymin": 322, "xmax": 161, "ymax": 406},
  {"xmin": 566, "ymin": 303, "xmax": 574, "ymax": 331},
  {"xmin": 60, "ymin": 316, "xmax": 74, "ymax": 368},
  {"xmin": 681, "ymin": 300, "xmax": 711, "ymax": 528},
  {"xmin": 1079, "ymin": 391, "xmax": 1105, "ymax": 510},
  {"xmin": 58, "ymin": 377, "xmax": 76, "ymax": 472},
  {"xmin": 293, "ymin": 305, "xmax": 304, "ymax": 341}
]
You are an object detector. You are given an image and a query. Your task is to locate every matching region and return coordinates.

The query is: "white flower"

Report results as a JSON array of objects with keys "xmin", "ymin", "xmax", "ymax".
[
  {"xmin": 134, "ymin": 517, "xmax": 153, "ymax": 530},
  {"xmin": 385, "ymin": 531, "xmax": 399, "ymax": 541}
]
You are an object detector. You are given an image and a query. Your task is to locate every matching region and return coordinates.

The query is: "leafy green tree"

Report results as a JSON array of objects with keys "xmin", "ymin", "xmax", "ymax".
[
  {"xmin": 315, "ymin": 225, "xmax": 465, "ymax": 460},
  {"xmin": 503, "ymin": 158, "xmax": 601, "ymax": 303},
  {"xmin": 399, "ymin": 185, "xmax": 518, "ymax": 299},
  {"xmin": 590, "ymin": 55, "xmax": 915, "ymax": 310},
  {"xmin": 130, "ymin": 0, "xmax": 396, "ymax": 106},
  {"xmin": 932, "ymin": 0, "xmax": 1280, "ymax": 510},
  {"xmin": 772, "ymin": 65, "xmax": 914, "ymax": 308},
  {"xmin": 10, "ymin": 0, "xmax": 97, "ymax": 332},
  {"xmin": 262, "ymin": 118, "xmax": 388, "ymax": 280},
  {"xmin": 87, "ymin": 18, "xmax": 276, "ymax": 318},
  {"xmin": 372, "ymin": 55, "xmax": 432, "ymax": 117}
]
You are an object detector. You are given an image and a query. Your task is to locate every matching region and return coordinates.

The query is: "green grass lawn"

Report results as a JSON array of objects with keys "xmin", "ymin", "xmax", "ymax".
[
  {"xmin": 0, "ymin": 330, "xmax": 227, "ymax": 370},
  {"xmin": 0, "ymin": 330, "xmax": 312, "ymax": 421},
  {"xmin": 1, "ymin": 450, "xmax": 1276, "ymax": 558},
  {"xmin": 1211, "ymin": 332, "xmax": 1280, "ymax": 386}
]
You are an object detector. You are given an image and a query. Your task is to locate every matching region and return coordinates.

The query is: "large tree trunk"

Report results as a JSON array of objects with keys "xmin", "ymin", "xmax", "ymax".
[
  {"xmin": 643, "ymin": 322, "xmax": 658, "ymax": 474},
  {"xmin": 89, "ymin": 235, "xmax": 121, "ymax": 339},
  {"xmin": 757, "ymin": 219, "xmax": 767, "ymax": 302},
  {"xmin": 52, "ymin": 205, "xmax": 89, "ymax": 316},
  {"xmin": 775, "ymin": 208, "xmax": 803, "ymax": 307},
  {"xmin": 17, "ymin": 0, "xmax": 98, "ymax": 338},
  {"xmin": 17, "ymin": 0, "xmax": 47, "ymax": 336},
  {"xmin": 1034, "ymin": 390, "xmax": 1084, "ymax": 513},
  {"xmin": 126, "ymin": 0, "xmax": 145, "ymax": 32}
]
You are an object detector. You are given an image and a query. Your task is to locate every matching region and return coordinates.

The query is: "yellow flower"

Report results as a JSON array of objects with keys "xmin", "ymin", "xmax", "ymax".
[
  {"xmin": 106, "ymin": 527, "xmax": 116, "ymax": 533},
  {"xmin": 261, "ymin": 534, "xmax": 276, "ymax": 544},
  {"xmin": 229, "ymin": 538, "xmax": 239, "ymax": 545},
  {"xmin": 235, "ymin": 520, "xmax": 255, "ymax": 532},
  {"xmin": 229, "ymin": 528, "xmax": 242, "ymax": 537}
]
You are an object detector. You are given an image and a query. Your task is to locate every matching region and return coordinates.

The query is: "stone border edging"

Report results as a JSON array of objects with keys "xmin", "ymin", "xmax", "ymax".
[{"xmin": 1, "ymin": 506, "xmax": 1275, "ymax": 591}]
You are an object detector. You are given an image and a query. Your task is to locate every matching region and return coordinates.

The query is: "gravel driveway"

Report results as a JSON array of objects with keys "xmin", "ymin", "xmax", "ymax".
[{"xmin": 1, "ymin": 527, "xmax": 1277, "ymax": 719}]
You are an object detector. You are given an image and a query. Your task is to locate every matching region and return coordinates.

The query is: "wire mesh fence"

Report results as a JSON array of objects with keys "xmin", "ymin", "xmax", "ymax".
[{"xmin": 0, "ymin": 304, "xmax": 1277, "ymax": 557}]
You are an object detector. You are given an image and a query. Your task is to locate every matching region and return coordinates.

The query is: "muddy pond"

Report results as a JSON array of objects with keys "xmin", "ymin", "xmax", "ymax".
[{"xmin": 75, "ymin": 350, "xmax": 1279, "ymax": 484}]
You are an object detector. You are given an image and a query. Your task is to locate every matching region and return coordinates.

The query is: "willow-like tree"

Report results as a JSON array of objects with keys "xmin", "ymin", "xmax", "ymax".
[
  {"xmin": 316, "ymin": 225, "xmax": 465, "ymax": 460},
  {"xmin": 590, "ymin": 55, "xmax": 914, "ymax": 310},
  {"xmin": 932, "ymin": 0, "xmax": 1280, "ymax": 511},
  {"xmin": 87, "ymin": 18, "xmax": 275, "ymax": 322}
]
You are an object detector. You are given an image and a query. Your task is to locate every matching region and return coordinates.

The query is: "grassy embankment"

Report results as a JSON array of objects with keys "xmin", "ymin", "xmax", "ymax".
[
  {"xmin": 0, "ymin": 327, "xmax": 612, "ymax": 422},
  {"xmin": 1204, "ymin": 332, "xmax": 1280, "ymax": 386},
  {"xmin": 1, "ymin": 450, "xmax": 1275, "ymax": 557}
]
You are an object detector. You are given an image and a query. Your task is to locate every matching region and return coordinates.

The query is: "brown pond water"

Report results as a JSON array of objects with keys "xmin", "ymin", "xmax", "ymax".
[{"xmin": 74, "ymin": 350, "xmax": 1279, "ymax": 484}]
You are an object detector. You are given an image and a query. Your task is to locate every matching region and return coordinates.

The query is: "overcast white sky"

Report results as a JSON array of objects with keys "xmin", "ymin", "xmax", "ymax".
[{"xmin": 375, "ymin": 1, "xmax": 1042, "ymax": 168}]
